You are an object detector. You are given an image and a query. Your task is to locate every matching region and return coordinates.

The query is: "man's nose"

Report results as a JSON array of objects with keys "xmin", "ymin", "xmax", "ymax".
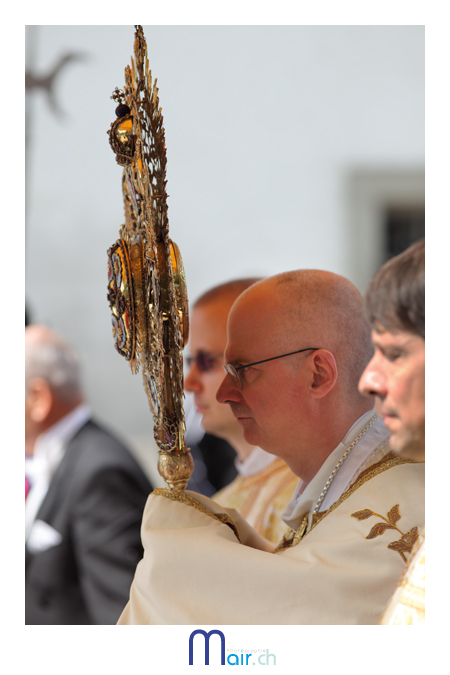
[
  {"xmin": 216, "ymin": 371, "xmax": 241, "ymax": 403},
  {"xmin": 358, "ymin": 359, "xmax": 386, "ymax": 399},
  {"xmin": 184, "ymin": 365, "xmax": 202, "ymax": 393}
]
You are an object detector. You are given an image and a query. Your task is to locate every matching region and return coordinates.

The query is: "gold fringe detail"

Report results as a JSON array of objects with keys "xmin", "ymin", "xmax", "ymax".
[{"xmin": 152, "ymin": 488, "xmax": 241, "ymax": 543}]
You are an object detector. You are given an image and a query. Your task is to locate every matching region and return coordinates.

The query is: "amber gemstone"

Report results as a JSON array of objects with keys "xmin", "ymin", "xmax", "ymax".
[{"xmin": 116, "ymin": 118, "xmax": 133, "ymax": 144}]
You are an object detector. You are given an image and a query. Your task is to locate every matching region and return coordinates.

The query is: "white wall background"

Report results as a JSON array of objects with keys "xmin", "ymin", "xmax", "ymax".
[{"xmin": 25, "ymin": 25, "xmax": 424, "ymax": 483}]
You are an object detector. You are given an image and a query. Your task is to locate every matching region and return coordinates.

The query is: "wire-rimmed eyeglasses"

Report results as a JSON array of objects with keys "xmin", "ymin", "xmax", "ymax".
[{"xmin": 223, "ymin": 347, "xmax": 321, "ymax": 390}]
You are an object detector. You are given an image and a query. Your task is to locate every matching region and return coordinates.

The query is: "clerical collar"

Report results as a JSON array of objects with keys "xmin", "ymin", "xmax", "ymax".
[{"xmin": 281, "ymin": 410, "xmax": 390, "ymax": 530}]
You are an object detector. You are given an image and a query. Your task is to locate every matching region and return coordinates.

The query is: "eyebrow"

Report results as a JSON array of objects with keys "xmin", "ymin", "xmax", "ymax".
[
  {"xmin": 225, "ymin": 353, "xmax": 253, "ymax": 368},
  {"xmin": 226, "ymin": 357, "xmax": 244, "ymax": 367},
  {"xmin": 372, "ymin": 336, "xmax": 409, "ymax": 354}
]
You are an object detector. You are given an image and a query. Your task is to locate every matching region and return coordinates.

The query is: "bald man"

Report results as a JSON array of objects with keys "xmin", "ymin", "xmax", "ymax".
[
  {"xmin": 185, "ymin": 279, "xmax": 299, "ymax": 543},
  {"xmin": 118, "ymin": 270, "xmax": 424, "ymax": 625},
  {"xmin": 25, "ymin": 326, "xmax": 152, "ymax": 624}
]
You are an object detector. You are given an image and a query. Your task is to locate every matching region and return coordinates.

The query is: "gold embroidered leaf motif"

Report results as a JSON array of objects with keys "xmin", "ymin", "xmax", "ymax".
[
  {"xmin": 351, "ymin": 504, "xmax": 419, "ymax": 564},
  {"xmin": 351, "ymin": 509, "xmax": 374, "ymax": 520},
  {"xmin": 387, "ymin": 504, "xmax": 401, "ymax": 526},
  {"xmin": 387, "ymin": 527, "xmax": 419, "ymax": 562},
  {"xmin": 366, "ymin": 522, "xmax": 395, "ymax": 539}
]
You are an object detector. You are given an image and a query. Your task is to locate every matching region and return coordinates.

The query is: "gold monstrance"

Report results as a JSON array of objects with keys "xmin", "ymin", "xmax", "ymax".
[{"xmin": 106, "ymin": 25, "xmax": 193, "ymax": 491}]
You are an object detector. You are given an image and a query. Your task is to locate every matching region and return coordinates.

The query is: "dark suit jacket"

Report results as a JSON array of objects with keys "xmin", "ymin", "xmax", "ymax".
[
  {"xmin": 187, "ymin": 433, "xmax": 238, "ymax": 496},
  {"xmin": 25, "ymin": 419, "xmax": 153, "ymax": 624}
]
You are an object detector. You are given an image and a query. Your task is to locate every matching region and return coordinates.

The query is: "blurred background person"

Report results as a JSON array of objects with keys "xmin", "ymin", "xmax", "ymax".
[
  {"xmin": 359, "ymin": 239, "xmax": 425, "ymax": 624},
  {"xmin": 25, "ymin": 325, "xmax": 153, "ymax": 624},
  {"xmin": 184, "ymin": 279, "xmax": 299, "ymax": 544},
  {"xmin": 183, "ymin": 396, "xmax": 238, "ymax": 497}
]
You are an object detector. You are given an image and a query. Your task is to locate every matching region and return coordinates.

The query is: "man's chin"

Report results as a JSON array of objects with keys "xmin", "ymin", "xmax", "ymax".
[
  {"xmin": 237, "ymin": 417, "xmax": 252, "ymax": 431},
  {"xmin": 200, "ymin": 420, "xmax": 216, "ymax": 437},
  {"xmin": 240, "ymin": 423, "xmax": 260, "ymax": 447},
  {"xmin": 388, "ymin": 431, "xmax": 425, "ymax": 462},
  {"xmin": 201, "ymin": 418, "xmax": 231, "ymax": 442},
  {"xmin": 199, "ymin": 415, "xmax": 214, "ymax": 436}
]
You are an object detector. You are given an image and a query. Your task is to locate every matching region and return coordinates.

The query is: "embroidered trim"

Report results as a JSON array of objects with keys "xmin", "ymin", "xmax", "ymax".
[
  {"xmin": 272, "ymin": 451, "xmax": 416, "ymax": 554},
  {"xmin": 351, "ymin": 505, "xmax": 419, "ymax": 563},
  {"xmin": 341, "ymin": 438, "xmax": 390, "ymax": 493},
  {"xmin": 308, "ymin": 452, "xmax": 415, "ymax": 534},
  {"xmin": 152, "ymin": 487, "xmax": 241, "ymax": 542}
]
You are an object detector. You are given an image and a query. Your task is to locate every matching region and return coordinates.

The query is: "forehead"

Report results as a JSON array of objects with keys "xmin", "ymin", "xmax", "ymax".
[
  {"xmin": 188, "ymin": 300, "xmax": 230, "ymax": 352},
  {"xmin": 25, "ymin": 327, "xmax": 48, "ymax": 353},
  {"xmin": 371, "ymin": 326, "xmax": 424, "ymax": 350},
  {"xmin": 226, "ymin": 289, "xmax": 281, "ymax": 361}
]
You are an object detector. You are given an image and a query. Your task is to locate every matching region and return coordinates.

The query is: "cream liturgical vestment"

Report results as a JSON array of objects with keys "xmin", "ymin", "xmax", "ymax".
[
  {"xmin": 118, "ymin": 412, "xmax": 425, "ymax": 625},
  {"xmin": 379, "ymin": 527, "xmax": 425, "ymax": 624},
  {"xmin": 214, "ymin": 449, "xmax": 299, "ymax": 544}
]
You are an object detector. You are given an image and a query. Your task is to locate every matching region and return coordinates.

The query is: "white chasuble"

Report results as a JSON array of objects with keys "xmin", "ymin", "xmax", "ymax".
[{"xmin": 118, "ymin": 415, "xmax": 424, "ymax": 625}]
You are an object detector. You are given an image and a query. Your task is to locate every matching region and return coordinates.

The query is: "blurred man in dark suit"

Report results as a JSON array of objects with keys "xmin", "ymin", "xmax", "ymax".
[{"xmin": 25, "ymin": 325, "xmax": 153, "ymax": 624}]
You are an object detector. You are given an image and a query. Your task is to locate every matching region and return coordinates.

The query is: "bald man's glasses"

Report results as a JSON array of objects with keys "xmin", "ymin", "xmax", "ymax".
[
  {"xmin": 185, "ymin": 351, "xmax": 223, "ymax": 373},
  {"xmin": 223, "ymin": 347, "xmax": 321, "ymax": 390}
]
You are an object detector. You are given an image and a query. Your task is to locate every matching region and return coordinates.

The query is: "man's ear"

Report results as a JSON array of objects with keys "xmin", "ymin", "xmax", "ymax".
[
  {"xmin": 28, "ymin": 378, "xmax": 53, "ymax": 423},
  {"xmin": 309, "ymin": 350, "xmax": 338, "ymax": 399}
]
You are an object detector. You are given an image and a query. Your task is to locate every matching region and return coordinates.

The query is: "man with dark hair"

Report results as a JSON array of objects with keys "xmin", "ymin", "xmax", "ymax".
[
  {"xmin": 25, "ymin": 325, "xmax": 153, "ymax": 624},
  {"xmin": 359, "ymin": 239, "xmax": 425, "ymax": 623},
  {"xmin": 185, "ymin": 278, "xmax": 299, "ymax": 543},
  {"xmin": 363, "ymin": 239, "xmax": 424, "ymax": 341},
  {"xmin": 118, "ymin": 269, "xmax": 424, "ymax": 625},
  {"xmin": 359, "ymin": 239, "xmax": 424, "ymax": 461}
]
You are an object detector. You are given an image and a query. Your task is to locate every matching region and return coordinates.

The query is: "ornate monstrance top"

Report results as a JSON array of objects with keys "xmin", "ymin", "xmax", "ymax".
[{"xmin": 106, "ymin": 25, "xmax": 193, "ymax": 490}]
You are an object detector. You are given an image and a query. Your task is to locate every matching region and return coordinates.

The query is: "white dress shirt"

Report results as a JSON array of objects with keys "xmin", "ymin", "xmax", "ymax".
[{"xmin": 25, "ymin": 404, "xmax": 91, "ymax": 541}]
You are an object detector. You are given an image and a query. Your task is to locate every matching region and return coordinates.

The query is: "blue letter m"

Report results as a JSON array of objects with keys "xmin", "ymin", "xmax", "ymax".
[{"xmin": 189, "ymin": 629, "xmax": 226, "ymax": 665}]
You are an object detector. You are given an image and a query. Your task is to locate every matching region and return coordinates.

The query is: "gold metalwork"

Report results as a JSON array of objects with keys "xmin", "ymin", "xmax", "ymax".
[
  {"xmin": 106, "ymin": 25, "xmax": 191, "ymax": 490},
  {"xmin": 107, "ymin": 239, "xmax": 136, "ymax": 361}
]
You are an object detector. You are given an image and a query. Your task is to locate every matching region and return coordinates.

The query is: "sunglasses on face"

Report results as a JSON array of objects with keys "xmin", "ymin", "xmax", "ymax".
[{"xmin": 185, "ymin": 350, "xmax": 224, "ymax": 373}]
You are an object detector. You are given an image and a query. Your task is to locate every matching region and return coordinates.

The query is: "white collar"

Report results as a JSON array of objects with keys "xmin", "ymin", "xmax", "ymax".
[
  {"xmin": 235, "ymin": 446, "xmax": 278, "ymax": 477},
  {"xmin": 282, "ymin": 410, "xmax": 390, "ymax": 529}
]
